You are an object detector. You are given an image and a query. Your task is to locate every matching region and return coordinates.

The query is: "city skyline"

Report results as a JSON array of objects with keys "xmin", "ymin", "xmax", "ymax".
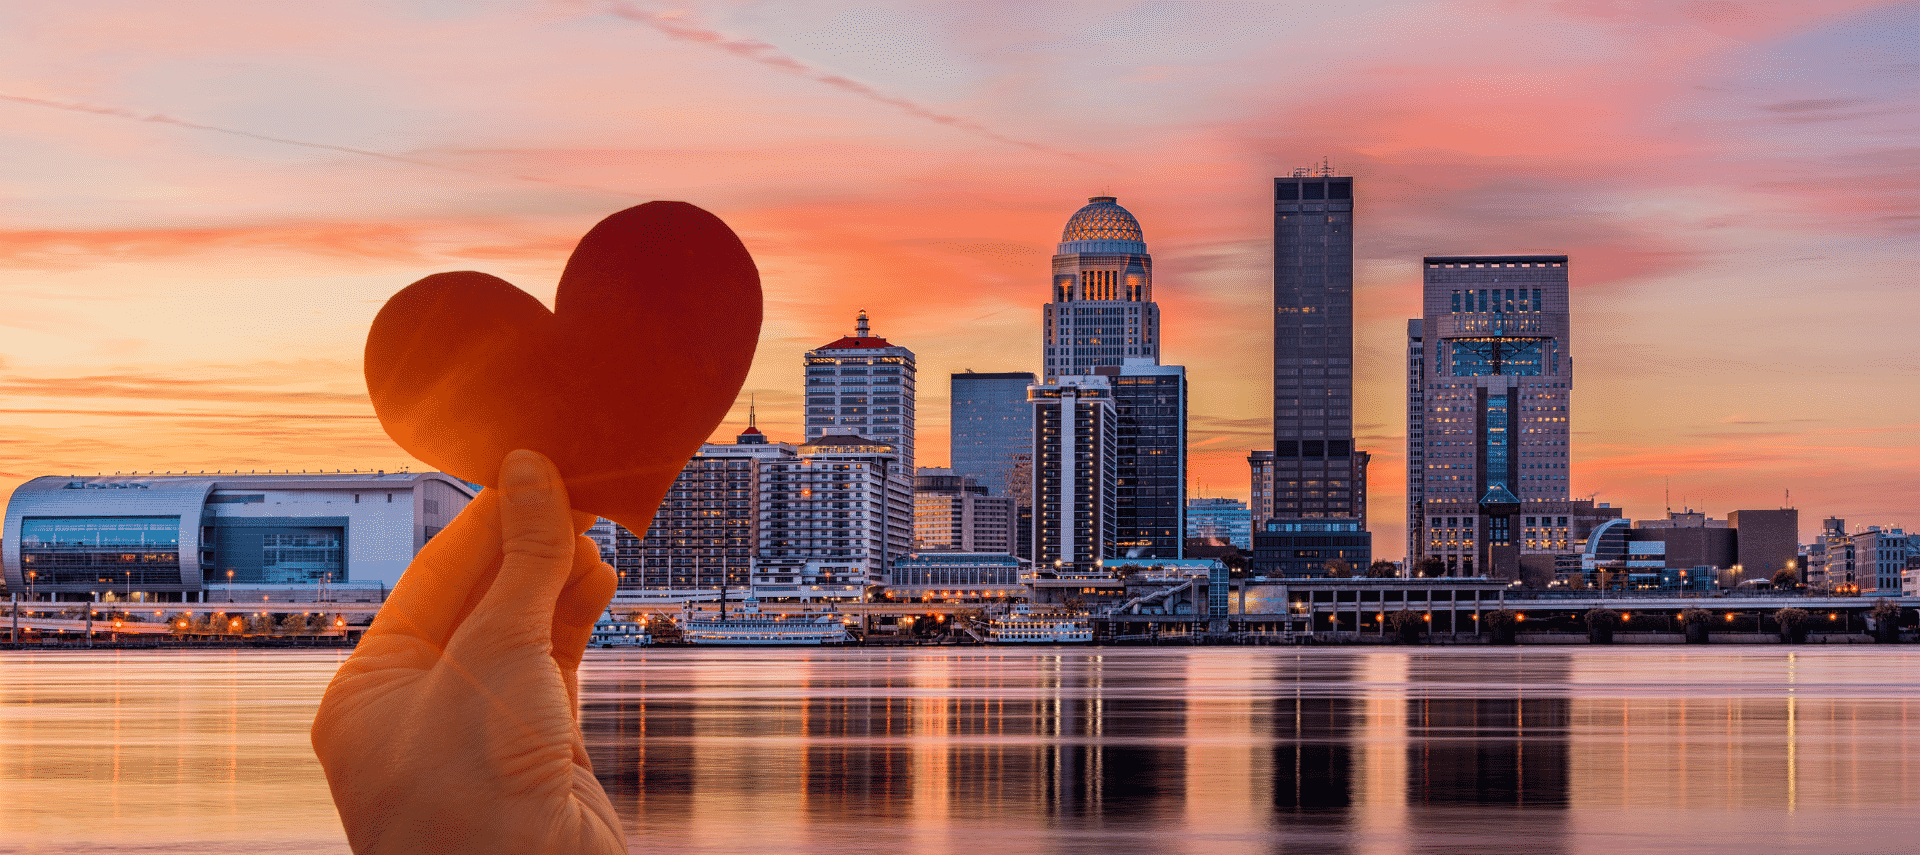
[{"xmin": 1, "ymin": 3, "xmax": 1915, "ymax": 559}]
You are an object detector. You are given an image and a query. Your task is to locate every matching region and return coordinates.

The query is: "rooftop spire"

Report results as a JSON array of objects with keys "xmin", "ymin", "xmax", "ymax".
[
  {"xmin": 855, "ymin": 310, "xmax": 870, "ymax": 338},
  {"xmin": 736, "ymin": 393, "xmax": 767, "ymax": 443}
]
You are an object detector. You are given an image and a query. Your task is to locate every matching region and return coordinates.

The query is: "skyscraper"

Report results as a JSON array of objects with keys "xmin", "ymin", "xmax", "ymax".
[
  {"xmin": 1028, "ymin": 377, "xmax": 1117, "ymax": 572},
  {"xmin": 1269, "ymin": 170, "xmax": 1366, "ymax": 523},
  {"xmin": 801, "ymin": 312, "xmax": 916, "ymax": 576},
  {"xmin": 1097, "ymin": 360, "xmax": 1186, "ymax": 558},
  {"xmin": 1407, "ymin": 255, "xmax": 1573, "ymax": 579},
  {"xmin": 1033, "ymin": 196, "xmax": 1187, "ymax": 566},
  {"xmin": 803, "ymin": 311, "xmax": 916, "ymax": 472},
  {"xmin": 1252, "ymin": 170, "xmax": 1371, "ymax": 576},
  {"xmin": 950, "ymin": 371, "xmax": 1035, "ymax": 498},
  {"xmin": 1042, "ymin": 197, "xmax": 1159, "ymax": 382}
]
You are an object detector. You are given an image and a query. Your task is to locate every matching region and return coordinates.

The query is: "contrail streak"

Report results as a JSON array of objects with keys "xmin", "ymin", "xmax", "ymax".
[
  {"xmin": 608, "ymin": 4, "xmax": 1104, "ymax": 165},
  {"xmin": 0, "ymin": 92, "xmax": 643, "ymax": 198}
]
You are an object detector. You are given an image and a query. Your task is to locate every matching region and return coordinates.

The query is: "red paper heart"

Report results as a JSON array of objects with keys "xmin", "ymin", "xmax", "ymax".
[{"xmin": 364, "ymin": 202, "xmax": 760, "ymax": 533}]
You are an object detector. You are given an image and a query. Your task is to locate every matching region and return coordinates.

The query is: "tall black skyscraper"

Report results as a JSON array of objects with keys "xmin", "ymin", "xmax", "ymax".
[
  {"xmin": 1096, "ymin": 361, "xmax": 1186, "ymax": 559},
  {"xmin": 1271, "ymin": 170, "xmax": 1367, "ymax": 521},
  {"xmin": 1255, "ymin": 169, "xmax": 1371, "ymax": 575}
]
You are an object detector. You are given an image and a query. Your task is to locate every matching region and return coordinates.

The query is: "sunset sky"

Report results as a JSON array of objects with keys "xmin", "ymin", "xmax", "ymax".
[{"xmin": 1, "ymin": 1, "xmax": 1914, "ymax": 559}]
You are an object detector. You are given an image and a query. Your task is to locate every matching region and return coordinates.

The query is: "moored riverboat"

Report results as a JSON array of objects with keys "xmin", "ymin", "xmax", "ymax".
[
  {"xmin": 590, "ymin": 610, "xmax": 652, "ymax": 648},
  {"xmin": 988, "ymin": 604, "xmax": 1094, "ymax": 643},
  {"xmin": 679, "ymin": 598, "xmax": 852, "ymax": 645}
]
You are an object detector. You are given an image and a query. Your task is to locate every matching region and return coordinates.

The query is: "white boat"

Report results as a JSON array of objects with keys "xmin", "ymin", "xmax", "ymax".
[
  {"xmin": 679, "ymin": 597, "xmax": 852, "ymax": 646},
  {"xmin": 988, "ymin": 604, "xmax": 1094, "ymax": 643},
  {"xmin": 590, "ymin": 610, "xmax": 652, "ymax": 648}
]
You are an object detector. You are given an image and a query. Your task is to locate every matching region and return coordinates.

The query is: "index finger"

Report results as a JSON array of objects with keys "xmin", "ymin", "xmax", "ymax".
[
  {"xmin": 361, "ymin": 488, "xmax": 505, "ymax": 651},
  {"xmin": 362, "ymin": 488, "xmax": 601, "ymax": 652}
]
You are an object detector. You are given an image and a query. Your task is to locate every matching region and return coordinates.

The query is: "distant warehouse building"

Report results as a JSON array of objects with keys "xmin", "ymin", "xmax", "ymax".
[{"xmin": 3, "ymin": 471, "xmax": 474, "ymax": 602}]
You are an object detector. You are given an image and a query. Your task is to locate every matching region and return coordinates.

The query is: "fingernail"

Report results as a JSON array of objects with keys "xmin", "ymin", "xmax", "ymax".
[{"xmin": 500, "ymin": 450, "xmax": 550, "ymax": 505}]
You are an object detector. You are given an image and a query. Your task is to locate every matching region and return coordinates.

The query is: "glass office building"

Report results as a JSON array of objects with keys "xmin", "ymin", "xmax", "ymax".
[
  {"xmin": 1096, "ymin": 361, "xmax": 1186, "ymax": 559},
  {"xmin": 950, "ymin": 371, "xmax": 1035, "ymax": 499}
]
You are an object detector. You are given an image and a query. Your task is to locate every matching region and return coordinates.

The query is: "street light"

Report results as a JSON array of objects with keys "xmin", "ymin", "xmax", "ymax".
[{"xmin": 226, "ymin": 569, "xmax": 234, "ymax": 602}]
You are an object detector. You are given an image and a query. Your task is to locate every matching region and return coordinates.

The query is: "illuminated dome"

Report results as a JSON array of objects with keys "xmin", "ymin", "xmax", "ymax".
[{"xmin": 1058, "ymin": 196, "xmax": 1147, "ymax": 254}]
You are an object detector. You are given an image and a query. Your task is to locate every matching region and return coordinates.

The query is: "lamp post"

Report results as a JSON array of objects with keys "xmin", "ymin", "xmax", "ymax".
[
  {"xmin": 226, "ymin": 569, "xmax": 234, "ymax": 602},
  {"xmin": 25, "ymin": 571, "xmax": 34, "ymax": 602}
]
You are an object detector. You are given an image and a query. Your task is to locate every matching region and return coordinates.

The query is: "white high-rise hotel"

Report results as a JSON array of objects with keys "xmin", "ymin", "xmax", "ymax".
[
  {"xmin": 804, "ymin": 311, "xmax": 915, "ymax": 471},
  {"xmin": 798, "ymin": 312, "xmax": 917, "ymax": 581}
]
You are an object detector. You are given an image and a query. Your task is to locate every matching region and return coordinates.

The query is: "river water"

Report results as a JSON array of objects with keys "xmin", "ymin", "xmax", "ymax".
[{"xmin": 2, "ymin": 647, "xmax": 1917, "ymax": 854}]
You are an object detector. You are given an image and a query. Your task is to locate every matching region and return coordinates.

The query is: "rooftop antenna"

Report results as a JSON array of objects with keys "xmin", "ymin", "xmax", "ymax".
[
  {"xmin": 748, "ymin": 395, "xmax": 758, "ymax": 430},
  {"xmin": 1318, "ymin": 156, "xmax": 1333, "ymax": 177},
  {"xmin": 1665, "ymin": 477, "xmax": 1671, "ymax": 515}
]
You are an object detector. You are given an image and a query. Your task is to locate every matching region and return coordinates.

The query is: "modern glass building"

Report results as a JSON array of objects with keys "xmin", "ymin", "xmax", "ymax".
[
  {"xmin": 889, "ymin": 552, "xmax": 1023, "ymax": 588},
  {"xmin": 1096, "ymin": 360, "xmax": 1186, "ymax": 559},
  {"xmin": 1186, "ymin": 497, "xmax": 1252, "ymax": 550},
  {"xmin": 1043, "ymin": 197, "xmax": 1160, "ymax": 382},
  {"xmin": 1259, "ymin": 169, "xmax": 1372, "ymax": 574},
  {"xmin": 949, "ymin": 371, "xmax": 1035, "ymax": 499},
  {"xmin": 1251, "ymin": 519, "xmax": 1371, "ymax": 577},
  {"xmin": 1407, "ymin": 255, "xmax": 1573, "ymax": 579},
  {"xmin": 3, "ymin": 471, "xmax": 472, "ymax": 600}
]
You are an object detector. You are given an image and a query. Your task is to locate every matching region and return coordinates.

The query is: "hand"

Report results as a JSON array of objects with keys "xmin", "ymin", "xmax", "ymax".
[{"xmin": 311, "ymin": 449, "xmax": 625, "ymax": 854}]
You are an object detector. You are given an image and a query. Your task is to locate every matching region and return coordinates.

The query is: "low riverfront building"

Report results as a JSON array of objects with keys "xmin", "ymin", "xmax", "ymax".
[
  {"xmin": 4, "ymin": 471, "xmax": 472, "ymax": 602},
  {"xmin": 1095, "ymin": 575, "xmax": 1920, "ymax": 643}
]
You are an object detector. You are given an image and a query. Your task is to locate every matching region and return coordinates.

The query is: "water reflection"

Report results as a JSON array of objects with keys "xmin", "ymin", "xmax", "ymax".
[{"xmin": 6, "ymin": 648, "xmax": 1920, "ymax": 853}]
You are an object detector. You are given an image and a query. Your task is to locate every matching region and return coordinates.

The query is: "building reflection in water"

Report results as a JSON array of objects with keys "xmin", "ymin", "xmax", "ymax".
[
  {"xmin": 568, "ymin": 648, "xmax": 1920, "ymax": 855},
  {"xmin": 1404, "ymin": 653, "xmax": 1571, "ymax": 806},
  {"xmin": 1402, "ymin": 652, "xmax": 1571, "ymax": 855},
  {"xmin": 1261, "ymin": 652, "xmax": 1358, "ymax": 854},
  {"xmin": 6, "ymin": 649, "xmax": 1920, "ymax": 853}
]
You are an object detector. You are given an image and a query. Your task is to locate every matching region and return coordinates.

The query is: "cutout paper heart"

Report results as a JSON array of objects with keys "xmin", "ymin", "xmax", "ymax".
[{"xmin": 364, "ymin": 202, "xmax": 760, "ymax": 534}]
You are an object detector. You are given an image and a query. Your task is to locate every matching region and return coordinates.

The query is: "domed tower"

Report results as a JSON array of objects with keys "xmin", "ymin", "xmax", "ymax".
[{"xmin": 1042, "ymin": 196, "xmax": 1159, "ymax": 382}]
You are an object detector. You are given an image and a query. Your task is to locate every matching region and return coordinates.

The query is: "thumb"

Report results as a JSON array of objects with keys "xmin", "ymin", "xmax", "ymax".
[{"xmin": 451, "ymin": 449, "xmax": 578, "ymax": 651}]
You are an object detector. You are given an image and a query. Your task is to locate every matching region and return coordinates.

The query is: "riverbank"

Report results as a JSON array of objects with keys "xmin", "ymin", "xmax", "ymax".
[{"xmin": 0, "ymin": 637, "xmax": 354, "ymax": 650}]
